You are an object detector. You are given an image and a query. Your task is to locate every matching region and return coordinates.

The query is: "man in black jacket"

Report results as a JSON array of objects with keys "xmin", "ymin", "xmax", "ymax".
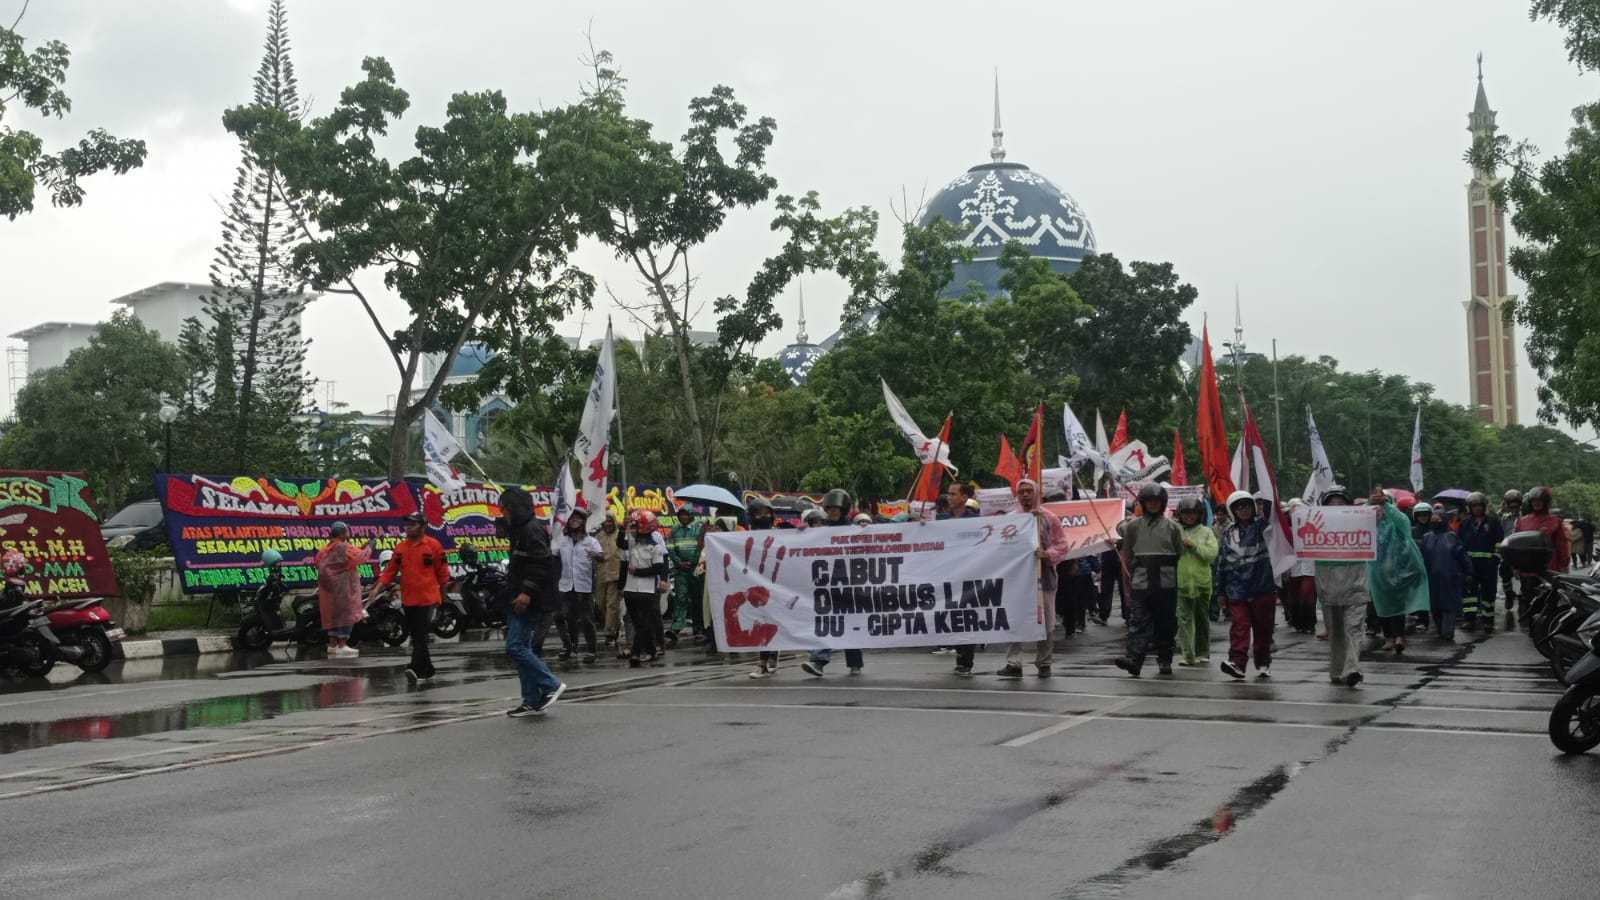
[{"xmin": 499, "ymin": 486, "xmax": 566, "ymax": 717}]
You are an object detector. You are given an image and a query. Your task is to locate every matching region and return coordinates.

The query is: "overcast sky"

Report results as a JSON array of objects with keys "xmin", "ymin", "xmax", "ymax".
[{"xmin": 4, "ymin": 0, "xmax": 1597, "ymax": 440}]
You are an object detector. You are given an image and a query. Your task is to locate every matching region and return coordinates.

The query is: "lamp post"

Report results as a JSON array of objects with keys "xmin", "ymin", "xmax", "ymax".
[{"xmin": 158, "ymin": 404, "xmax": 178, "ymax": 473}]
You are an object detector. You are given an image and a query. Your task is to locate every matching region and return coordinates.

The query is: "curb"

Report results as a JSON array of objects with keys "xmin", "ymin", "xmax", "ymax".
[{"xmin": 113, "ymin": 635, "xmax": 236, "ymax": 660}]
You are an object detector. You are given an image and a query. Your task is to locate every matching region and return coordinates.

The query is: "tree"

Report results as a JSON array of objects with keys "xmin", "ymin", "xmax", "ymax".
[
  {"xmin": 225, "ymin": 54, "xmax": 637, "ymax": 478},
  {"xmin": 1471, "ymin": 1, "xmax": 1600, "ymax": 428},
  {"xmin": 594, "ymin": 71, "xmax": 881, "ymax": 481},
  {"xmin": 0, "ymin": 3, "xmax": 146, "ymax": 218},
  {"xmin": 0, "ymin": 313, "xmax": 184, "ymax": 509},
  {"xmin": 199, "ymin": 0, "xmax": 314, "ymax": 471}
]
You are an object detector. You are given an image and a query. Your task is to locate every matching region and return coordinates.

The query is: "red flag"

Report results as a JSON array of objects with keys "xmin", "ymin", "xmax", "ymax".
[
  {"xmin": 1020, "ymin": 403, "xmax": 1044, "ymax": 487},
  {"xmin": 910, "ymin": 415, "xmax": 952, "ymax": 503},
  {"xmin": 1197, "ymin": 320, "xmax": 1236, "ymax": 502},
  {"xmin": 1110, "ymin": 409, "xmax": 1130, "ymax": 453},
  {"xmin": 995, "ymin": 433, "xmax": 1023, "ymax": 490},
  {"xmin": 1172, "ymin": 428, "xmax": 1188, "ymax": 486}
]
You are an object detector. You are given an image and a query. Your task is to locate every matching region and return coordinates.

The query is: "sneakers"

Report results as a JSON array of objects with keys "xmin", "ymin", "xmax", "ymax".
[
  {"xmin": 1035, "ymin": 665, "xmax": 1051, "ymax": 678},
  {"xmin": 930, "ymin": 647, "xmax": 955, "ymax": 655},
  {"xmin": 582, "ymin": 652, "xmax": 598, "ymax": 664},
  {"xmin": 1220, "ymin": 660, "xmax": 1246, "ymax": 680},
  {"xmin": 1344, "ymin": 671, "xmax": 1364, "ymax": 687},
  {"xmin": 506, "ymin": 704, "xmax": 541, "ymax": 717},
  {"xmin": 748, "ymin": 665, "xmax": 771, "ymax": 679},
  {"xmin": 800, "ymin": 661, "xmax": 825, "ymax": 678},
  {"xmin": 1113, "ymin": 657, "xmax": 1141, "ymax": 678},
  {"xmin": 1256, "ymin": 668, "xmax": 1272, "ymax": 679},
  {"xmin": 532, "ymin": 682, "xmax": 567, "ymax": 712},
  {"xmin": 1197, "ymin": 656, "xmax": 1210, "ymax": 664},
  {"xmin": 558, "ymin": 648, "xmax": 573, "ymax": 662},
  {"xmin": 404, "ymin": 666, "xmax": 419, "ymax": 684},
  {"xmin": 848, "ymin": 667, "xmax": 862, "ymax": 676},
  {"xmin": 1157, "ymin": 661, "xmax": 1173, "ymax": 676},
  {"xmin": 996, "ymin": 664, "xmax": 1024, "ymax": 679},
  {"xmin": 1178, "ymin": 659, "xmax": 1197, "ymax": 667},
  {"xmin": 952, "ymin": 666, "xmax": 973, "ymax": 677}
]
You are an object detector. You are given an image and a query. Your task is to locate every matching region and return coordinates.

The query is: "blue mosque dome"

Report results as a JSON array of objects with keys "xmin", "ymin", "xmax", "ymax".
[
  {"xmin": 916, "ymin": 81, "xmax": 1097, "ymax": 297},
  {"xmin": 777, "ymin": 280, "xmax": 823, "ymax": 385}
]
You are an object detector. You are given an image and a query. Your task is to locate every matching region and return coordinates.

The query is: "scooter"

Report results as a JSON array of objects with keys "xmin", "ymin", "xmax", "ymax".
[
  {"xmin": 348, "ymin": 583, "xmax": 409, "ymax": 648},
  {"xmin": 1548, "ymin": 613, "xmax": 1600, "ymax": 754},
  {"xmin": 434, "ymin": 542, "xmax": 507, "ymax": 637},
  {"xmin": 45, "ymin": 597, "xmax": 124, "ymax": 673},
  {"xmin": 0, "ymin": 595, "xmax": 61, "ymax": 678},
  {"xmin": 232, "ymin": 549, "xmax": 326, "ymax": 651}
]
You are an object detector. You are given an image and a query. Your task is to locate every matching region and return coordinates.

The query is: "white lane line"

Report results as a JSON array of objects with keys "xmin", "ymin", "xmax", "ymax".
[{"xmin": 1001, "ymin": 698, "xmax": 1142, "ymax": 748}]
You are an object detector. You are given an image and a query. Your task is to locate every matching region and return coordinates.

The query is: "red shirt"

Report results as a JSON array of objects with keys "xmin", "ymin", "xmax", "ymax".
[
  {"xmin": 1516, "ymin": 512, "xmax": 1572, "ymax": 573},
  {"xmin": 377, "ymin": 535, "xmax": 450, "ymax": 606}
]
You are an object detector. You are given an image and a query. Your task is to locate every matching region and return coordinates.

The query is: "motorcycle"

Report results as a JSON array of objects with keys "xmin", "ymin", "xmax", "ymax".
[
  {"xmin": 0, "ymin": 595, "xmax": 61, "ymax": 678},
  {"xmin": 434, "ymin": 541, "xmax": 507, "ymax": 638},
  {"xmin": 1548, "ymin": 613, "xmax": 1600, "ymax": 754},
  {"xmin": 347, "ymin": 583, "xmax": 409, "ymax": 648},
  {"xmin": 44, "ymin": 597, "xmax": 124, "ymax": 673},
  {"xmin": 232, "ymin": 549, "xmax": 326, "ymax": 651}
]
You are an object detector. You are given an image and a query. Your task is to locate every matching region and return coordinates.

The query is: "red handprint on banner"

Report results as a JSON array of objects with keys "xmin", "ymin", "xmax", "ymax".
[{"xmin": 722, "ymin": 539, "xmax": 792, "ymax": 648}]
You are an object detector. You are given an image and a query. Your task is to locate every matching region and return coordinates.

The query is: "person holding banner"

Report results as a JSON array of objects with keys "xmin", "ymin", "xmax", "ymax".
[
  {"xmin": 1314, "ymin": 487, "xmax": 1370, "ymax": 687},
  {"xmin": 996, "ymin": 478, "xmax": 1070, "ymax": 679},
  {"xmin": 499, "ymin": 486, "xmax": 567, "ymax": 716},
  {"xmin": 1113, "ymin": 483, "xmax": 1186, "ymax": 678},
  {"xmin": 746, "ymin": 504, "xmax": 783, "ymax": 678},
  {"xmin": 371, "ymin": 511, "xmax": 451, "ymax": 684},
  {"xmin": 801, "ymin": 489, "xmax": 866, "ymax": 678}
]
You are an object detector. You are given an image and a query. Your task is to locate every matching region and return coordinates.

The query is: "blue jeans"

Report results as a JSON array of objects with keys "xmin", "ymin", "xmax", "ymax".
[
  {"xmin": 506, "ymin": 609, "xmax": 561, "ymax": 706},
  {"xmin": 808, "ymin": 648, "xmax": 863, "ymax": 669}
]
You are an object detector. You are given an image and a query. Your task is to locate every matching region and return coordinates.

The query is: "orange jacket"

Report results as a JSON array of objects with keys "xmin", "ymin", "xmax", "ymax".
[{"xmin": 377, "ymin": 535, "xmax": 450, "ymax": 606}]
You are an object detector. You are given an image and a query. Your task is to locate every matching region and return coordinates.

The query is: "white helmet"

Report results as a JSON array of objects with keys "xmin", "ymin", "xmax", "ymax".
[
  {"xmin": 379, "ymin": 549, "xmax": 394, "ymax": 567},
  {"xmin": 1226, "ymin": 490, "xmax": 1255, "ymax": 512}
]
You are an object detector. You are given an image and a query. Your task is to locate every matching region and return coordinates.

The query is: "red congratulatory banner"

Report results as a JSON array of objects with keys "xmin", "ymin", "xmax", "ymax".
[{"xmin": 0, "ymin": 470, "xmax": 119, "ymax": 597}]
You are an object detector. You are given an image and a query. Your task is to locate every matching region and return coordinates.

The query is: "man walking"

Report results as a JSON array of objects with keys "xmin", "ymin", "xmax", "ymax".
[
  {"xmin": 499, "ymin": 486, "xmax": 566, "ymax": 717},
  {"xmin": 370, "ymin": 511, "xmax": 450, "ymax": 683},
  {"xmin": 1315, "ymin": 487, "xmax": 1369, "ymax": 687},
  {"xmin": 666, "ymin": 504, "xmax": 704, "ymax": 641},
  {"xmin": 554, "ymin": 507, "xmax": 603, "ymax": 663},
  {"xmin": 595, "ymin": 511, "xmax": 625, "ymax": 650},
  {"xmin": 997, "ymin": 478, "xmax": 1070, "ymax": 679},
  {"xmin": 1113, "ymin": 483, "xmax": 1186, "ymax": 678}
]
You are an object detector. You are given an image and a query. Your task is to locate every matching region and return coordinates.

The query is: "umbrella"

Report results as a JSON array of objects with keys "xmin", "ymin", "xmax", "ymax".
[
  {"xmin": 1433, "ymin": 488, "xmax": 1472, "ymax": 504},
  {"xmin": 1383, "ymin": 488, "xmax": 1418, "ymax": 509},
  {"xmin": 671, "ymin": 484, "xmax": 745, "ymax": 511}
]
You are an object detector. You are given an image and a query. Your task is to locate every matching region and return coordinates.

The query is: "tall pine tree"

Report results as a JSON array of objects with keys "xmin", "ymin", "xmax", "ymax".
[{"xmin": 198, "ymin": 0, "xmax": 313, "ymax": 471}]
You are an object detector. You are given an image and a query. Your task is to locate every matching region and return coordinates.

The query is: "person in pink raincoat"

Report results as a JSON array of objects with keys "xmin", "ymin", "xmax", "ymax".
[
  {"xmin": 316, "ymin": 521, "xmax": 373, "ymax": 658},
  {"xmin": 997, "ymin": 478, "xmax": 1071, "ymax": 679}
]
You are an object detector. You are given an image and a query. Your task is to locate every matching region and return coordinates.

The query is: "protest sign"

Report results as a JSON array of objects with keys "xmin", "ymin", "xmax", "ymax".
[
  {"xmin": 1041, "ymin": 498, "xmax": 1128, "ymax": 560},
  {"xmin": 157, "ymin": 474, "xmax": 420, "ymax": 593},
  {"xmin": 0, "ymin": 470, "xmax": 118, "ymax": 597},
  {"xmin": 708, "ymin": 513, "xmax": 1044, "ymax": 651},
  {"xmin": 1291, "ymin": 504, "xmax": 1377, "ymax": 561}
]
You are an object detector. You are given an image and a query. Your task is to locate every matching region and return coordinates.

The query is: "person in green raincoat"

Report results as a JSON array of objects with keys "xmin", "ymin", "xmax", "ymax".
[
  {"xmin": 1367, "ymin": 486, "xmax": 1431, "ymax": 655},
  {"xmin": 1175, "ymin": 497, "xmax": 1219, "ymax": 666}
]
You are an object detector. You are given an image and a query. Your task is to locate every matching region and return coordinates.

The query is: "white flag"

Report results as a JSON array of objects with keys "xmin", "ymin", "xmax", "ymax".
[
  {"xmin": 881, "ymin": 379, "xmax": 958, "ymax": 473},
  {"xmin": 1230, "ymin": 433, "xmax": 1249, "ymax": 494},
  {"xmin": 1108, "ymin": 441, "xmax": 1171, "ymax": 483},
  {"xmin": 1302, "ymin": 409, "xmax": 1336, "ymax": 503},
  {"xmin": 573, "ymin": 319, "xmax": 617, "ymax": 517},
  {"xmin": 422, "ymin": 409, "xmax": 466, "ymax": 493},
  {"xmin": 1094, "ymin": 409, "xmax": 1111, "ymax": 460},
  {"xmin": 1409, "ymin": 407, "xmax": 1424, "ymax": 494},
  {"xmin": 551, "ymin": 460, "xmax": 578, "ymax": 532},
  {"xmin": 1062, "ymin": 402, "xmax": 1105, "ymax": 471}
]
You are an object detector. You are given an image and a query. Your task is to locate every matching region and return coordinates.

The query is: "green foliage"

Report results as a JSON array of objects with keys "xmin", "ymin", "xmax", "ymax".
[
  {"xmin": 1530, "ymin": 1, "xmax": 1600, "ymax": 72},
  {"xmin": 719, "ymin": 378, "xmax": 820, "ymax": 492},
  {"xmin": 0, "ymin": 313, "xmax": 185, "ymax": 509},
  {"xmin": 1552, "ymin": 480, "xmax": 1600, "ymax": 518},
  {"xmin": 0, "ymin": 12, "xmax": 146, "ymax": 218},
  {"xmin": 109, "ymin": 547, "xmax": 168, "ymax": 601}
]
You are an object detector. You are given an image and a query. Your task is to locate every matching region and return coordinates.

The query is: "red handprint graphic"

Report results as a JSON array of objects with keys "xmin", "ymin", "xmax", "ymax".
[{"xmin": 722, "ymin": 537, "xmax": 791, "ymax": 648}]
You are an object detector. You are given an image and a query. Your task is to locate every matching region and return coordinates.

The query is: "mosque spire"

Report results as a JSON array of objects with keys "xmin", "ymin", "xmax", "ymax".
[
  {"xmin": 796, "ymin": 277, "xmax": 809, "ymax": 344},
  {"xmin": 1469, "ymin": 51, "xmax": 1497, "ymax": 138},
  {"xmin": 990, "ymin": 70, "xmax": 1006, "ymax": 163},
  {"xmin": 1233, "ymin": 284, "xmax": 1244, "ymax": 350}
]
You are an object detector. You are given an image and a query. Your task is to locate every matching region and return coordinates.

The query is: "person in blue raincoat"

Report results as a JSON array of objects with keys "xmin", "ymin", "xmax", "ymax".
[
  {"xmin": 1418, "ymin": 506, "xmax": 1470, "ymax": 642},
  {"xmin": 1368, "ymin": 487, "xmax": 1431, "ymax": 654}
]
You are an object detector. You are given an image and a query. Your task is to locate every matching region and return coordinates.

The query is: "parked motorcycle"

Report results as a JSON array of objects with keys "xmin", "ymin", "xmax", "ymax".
[
  {"xmin": 232, "ymin": 548, "xmax": 326, "ymax": 651},
  {"xmin": 0, "ymin": 595, "xmax": 61, "ymax": 678},
  {"xmin": 1548, "ymin": 613, "xmax": 1600, "ymax": 754},
  {"xmin": 434, "ymin": 542, "xmax": 507, "ymax": 637},
  {"xmin": 45, "ymin": 597, "xmax": 124, "ymax": 673},
  {"xmin": 347, "ymin": 581, "xmax": 408, "ymax": 648}
]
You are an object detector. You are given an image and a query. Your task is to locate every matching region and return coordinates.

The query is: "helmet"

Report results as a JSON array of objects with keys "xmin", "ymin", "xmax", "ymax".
[
  {"xmin": 1176, "ymin": 497, "xmax": 1205, "ymax": 517},
  {"xmin": 1137, "ymin": 483, "xmax": 1168, "ymax": 508},
  {"xmin": 1395, "ymin": 494, "xmax": 1419, "ymax": 513},
  {"xmin": 567, "ymin": 506, "xmax": 590, "ymax": 524},
  {"xmin": 822, "ymin": 488, "xmax": 852, "ymax": 511},
  {"xmin": 378, "ymin": 549, "xmax": 394, "ymax": 566},
  {"xmin": 1526, "ymin": 486, "xmax": 1553, "ymax": 510},
  {"xmin": 0, "ymin": 550, "xmax": 27, "ymax": 577},
  {"xmin": 675, "ymin": 502, "xmax": 695, "ymax": 517},
  {"xmin": 1253, "ymin": 491, "xmax": 1269, "ymax": 502},
  {"xmin": 1226, "ymin": 490, "xmax": 1256, "ymax": 513},
  {"xmin": 1413, "ymin": 504, "xmax": 1433, "ymax": 520},
  {"xmin": 457, "ymin": 542, "xmax": 479, "ymax": 566},
  {"xmin": 1320, "ymin": 485, "xmax": 1351, "ymax": 505},
  {"xmin": 747, "ymin": 496, "xmax": 773, "ymax": 514},
  {"xmin": 261, "ymin": 547, "xmax": 283, "ymax": 566},
  {"xmin": 1503, "ymin": 489, "xmax": 1522, "ymax": 504},
  {"xmin": 1466, "ymin": 491, "xmax": 1487, "ymax": 508},
  {"xmin": 1285, "ymin": 497, "xmax": 1304, "ymax": 510},
  {"xmin": 629, "ymin": 509, "xmax": 658, "ymax": 530},
  {"xmin": 801, "ymin": 508, "xmax": 825, "ymax": 525}
]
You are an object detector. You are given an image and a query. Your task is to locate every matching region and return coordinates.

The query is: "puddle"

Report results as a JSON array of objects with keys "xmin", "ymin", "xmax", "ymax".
[{"xmin": 0, "ymin": 678, "xmax": 378, "ymax": 753}]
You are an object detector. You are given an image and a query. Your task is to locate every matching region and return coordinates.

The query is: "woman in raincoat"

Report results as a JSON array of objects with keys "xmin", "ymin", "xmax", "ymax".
[
  {"xmin": 1367, "ymin": 488, "xmax": 1431, "ymax": 654},
  {"xmin": 316, "ymin": 521, "xmax": 373, "ymax": 657}
]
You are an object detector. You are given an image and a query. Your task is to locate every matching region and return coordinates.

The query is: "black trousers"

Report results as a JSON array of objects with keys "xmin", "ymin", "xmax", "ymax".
[
  {"xmin": 956, "ymin": 644, "xmax": 976, "ymax": 669},
  {"xmin": 624, "ymin": 591, "xmax": 663, "ymax": 659},
  {"xmin": 1098, "ymin": 551, "xmax": 1126, "ymax": 620},
  {"xmin": 404, "ymin": 604, "xmax": 435, "ymax": 678},
  {"xmin": 1127, "ymin": 588, "xmax": 1178, "ymax": 663},
  {"xmin": 562, "ymin": 590, "xmax": 597, "ymax": 653},
  {"xmin": 1059, "ymin": 573, "xmax": 1093, "ymax": 633}
]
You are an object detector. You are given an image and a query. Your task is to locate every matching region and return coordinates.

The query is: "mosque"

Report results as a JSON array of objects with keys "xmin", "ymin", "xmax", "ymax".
[{"xmin": 777, "ymin": 80, "xmax": 1099, "ymax": 384}]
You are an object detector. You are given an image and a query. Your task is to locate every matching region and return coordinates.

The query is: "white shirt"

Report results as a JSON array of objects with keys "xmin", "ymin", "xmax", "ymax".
[
  {"xmin": 555, "ymin": 531, "xmax": 602, "ymax": 593},
  {"xmin": 624, "ymin": 532, "xmax": 666, "ymax": 594}
]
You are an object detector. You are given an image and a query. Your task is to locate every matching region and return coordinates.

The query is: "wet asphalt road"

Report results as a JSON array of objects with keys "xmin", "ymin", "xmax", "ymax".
[{"xmin": 0, "ymin": 621, "xmax": 1596, "ymax": 900}]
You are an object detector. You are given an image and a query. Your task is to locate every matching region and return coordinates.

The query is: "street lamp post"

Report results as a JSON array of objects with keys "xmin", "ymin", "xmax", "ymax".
[{"xmin": 158, "ymin": 404, "xmax": 178, "ymax": 473}]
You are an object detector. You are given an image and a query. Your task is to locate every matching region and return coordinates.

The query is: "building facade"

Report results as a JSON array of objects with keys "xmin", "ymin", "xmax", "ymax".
[{"xmin": 1465, "ymin": 57, "xmax": 1518, "ymax": 426}]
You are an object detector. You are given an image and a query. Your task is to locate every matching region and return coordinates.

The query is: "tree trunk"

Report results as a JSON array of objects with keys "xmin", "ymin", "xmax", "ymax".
[
  {"xmin": 233, "ymin": 164, "xmax": 277, "ymax": 472},
  {"xmin": 387, "ymin": 350, "xmax": 421, "ymax": 480}
]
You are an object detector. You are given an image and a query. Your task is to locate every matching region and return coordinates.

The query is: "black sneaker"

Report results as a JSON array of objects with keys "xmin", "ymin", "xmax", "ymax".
[
  {"xmin": 1035, "ymin": 665, "xmax": 1051, "ymax": 678},
  {"xmin": 952, "ymin": 666, "xmax": 973, "ymax": 677},
  {"xmin": 558, "ymin": 648, "xmax": 573, "ymax": 661},
  {"xmin": 996, "ymin": 664, "xmax": 1024, "ymax": 679},
  {"xmin": 506, "ymin": 704, "xmax": 541, "ymax": 717},
  {"xmin": 1157, "ymin": 661, "xmax": 1173, "ymax": 676},
  {"xmin": 800, "ymin": 661, "xmax": 825, "ymax": 678},
  {"xmin": 1220, "ymin": 660, "xmax": 1246, "ymax": 680},
  {"xmin": 404, "ymin": 667, "xmax": 419, "ymax": 684},
  {"xmin": 582, "ymin": 652, "xmax": 598, "ymax": 664},
  {"xmin": 1344, "ymin": 671, "xmax": 1364, "ymax": 687},
  {"xmin": 532, "ymin": 682, "xmax": 567, "ymax": 712},
  {"xmin": 1113, "ymin": 657, "xmax": 1142, "ymax": 678}
]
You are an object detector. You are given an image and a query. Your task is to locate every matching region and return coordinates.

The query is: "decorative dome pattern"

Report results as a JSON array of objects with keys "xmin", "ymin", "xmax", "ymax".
[
  {"xmin": 777, "ymin": 340, "xmax": 823, "ymax": 385},
  {"xmin": 918, "ymin": 160, "xmax": 1097, "ymax": 297}
]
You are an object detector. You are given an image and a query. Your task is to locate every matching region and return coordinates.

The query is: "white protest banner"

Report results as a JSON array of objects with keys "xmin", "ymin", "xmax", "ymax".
[
  {"xmin": 707, "ymin": 513, "xmax": 1043, "ymax": 651},
  {"xmin": 1291, "ymin": 504, "xmax": 1378, "ymax": 561}
]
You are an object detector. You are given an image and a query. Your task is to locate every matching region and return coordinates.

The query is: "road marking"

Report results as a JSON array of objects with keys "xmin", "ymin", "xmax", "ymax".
[{"xmin": 1001, "ymin": 698, "xmax": 1142, "ymax": 747}]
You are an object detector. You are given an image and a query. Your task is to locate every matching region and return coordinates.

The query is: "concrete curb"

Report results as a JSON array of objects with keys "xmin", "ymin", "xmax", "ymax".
[{"xmin": 114, "ymin": 635, "xmax": 236, "ymax": 660}]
